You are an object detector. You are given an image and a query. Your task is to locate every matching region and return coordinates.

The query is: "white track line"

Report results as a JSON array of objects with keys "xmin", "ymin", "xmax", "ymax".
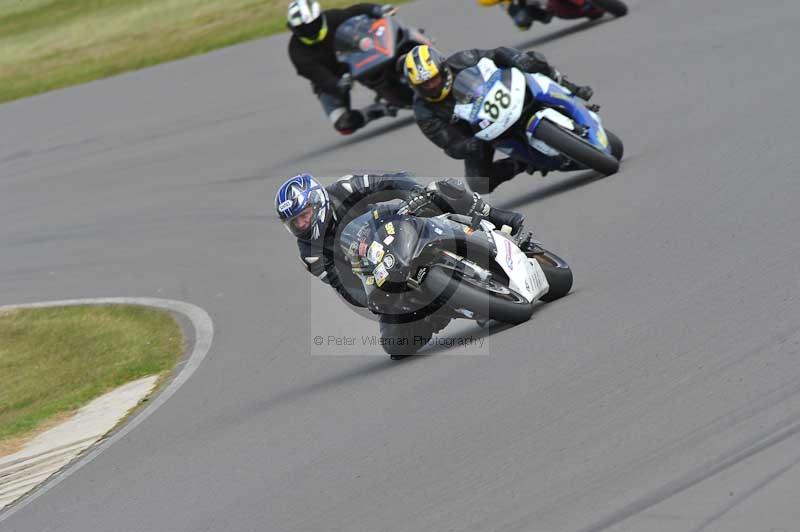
[{"xmin": 0, "ymin": 298, "xmax": 214, "ymax": 523}]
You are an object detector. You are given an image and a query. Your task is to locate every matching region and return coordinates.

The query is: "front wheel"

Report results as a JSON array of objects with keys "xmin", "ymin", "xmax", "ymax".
[
  {"xmin": 606, "ymin": 129, "xmax": 624, "ymax": 161},
  {"xmin": 422, "ymin": 266, "xmax": 534, "ymax": 324},
  {"xmin": 592, "ymin": 0, "xmax": 628, "ymax": 17},
  {"xmin": 379, "ymin": 316, "xmax": 433, "ymax": 356},
  {"xmin": 533, "ymin": 119, "xmax": 620, "ymax": 176},
  {"xmin": 529, "ymin": 248, "xmax": 573, "ymax": 302}
]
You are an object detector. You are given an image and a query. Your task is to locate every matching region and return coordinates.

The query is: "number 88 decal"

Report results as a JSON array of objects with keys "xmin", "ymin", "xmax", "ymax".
[{"xmin": 482, "ymin": 87, "xmax": 512, "ymax": 120}]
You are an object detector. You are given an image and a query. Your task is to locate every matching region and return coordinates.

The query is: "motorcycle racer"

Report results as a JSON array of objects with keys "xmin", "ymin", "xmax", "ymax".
[
  {"xmin": 275, "ymin": 172, "xmax": 532, "ymax": 356},
  {"xmin": 287, "ymin": 0, "xmax": 399, "ymax": 135},
  {"xmin": 477, "ymin": 0, "xmax": 553, "ymax": 30},
  {"xmin": 402, "ymin": 45, "xmax": 593, "ymax": 193}
]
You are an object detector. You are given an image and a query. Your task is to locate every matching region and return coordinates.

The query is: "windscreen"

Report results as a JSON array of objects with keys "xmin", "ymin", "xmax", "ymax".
[
  {"xmin": 453, "ymin": 66, "xmax": 488, "ymax": 105},
  {"xmin": 334, "ymin": 16, "xmax": 375, "ymax": 57}
]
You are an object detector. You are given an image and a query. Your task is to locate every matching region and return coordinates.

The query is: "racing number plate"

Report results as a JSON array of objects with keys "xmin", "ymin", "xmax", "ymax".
[{"xmin": 477, "ymin": 80, "xmax": 514, "ymax": 126}]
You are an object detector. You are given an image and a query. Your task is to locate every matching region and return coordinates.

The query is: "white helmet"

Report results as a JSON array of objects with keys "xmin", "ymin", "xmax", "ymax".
[{"xmin": 287, "ymin": 0, "xmax": 328, "ymax": 45}]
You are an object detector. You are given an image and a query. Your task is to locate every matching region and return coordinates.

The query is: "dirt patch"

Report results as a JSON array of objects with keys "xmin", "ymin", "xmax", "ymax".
[{"xmin": 0, "ymin": 412, "xmax": 76, "ymax": 458}]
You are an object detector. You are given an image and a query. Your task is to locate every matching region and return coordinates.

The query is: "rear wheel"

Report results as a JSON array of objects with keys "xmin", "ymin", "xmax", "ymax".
[
  {"xmin": 592, "ymin": 0, "xmax": 628, "ymax": 17},
  {"xmin": 534, "ymin": 119, "xmax": 620, "ymax": 176},
  {"xmin": 422, "ymin": 266, "xmax": 534, "ymax": 324}
]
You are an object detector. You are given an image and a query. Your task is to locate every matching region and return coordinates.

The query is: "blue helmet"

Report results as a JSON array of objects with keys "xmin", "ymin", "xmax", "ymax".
[{"xmin": 275, "ymin": 173, "xmax": 331, "ymax": 240}]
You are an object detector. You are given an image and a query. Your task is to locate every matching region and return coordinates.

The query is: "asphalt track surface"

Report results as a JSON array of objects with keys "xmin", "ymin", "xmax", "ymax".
[{"xmin": 1, "ymin": 0, "xmax": 800, "ymax": 530}]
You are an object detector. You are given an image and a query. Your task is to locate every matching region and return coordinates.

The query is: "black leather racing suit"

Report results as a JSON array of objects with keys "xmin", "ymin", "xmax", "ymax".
[
  {"xmin": 296, "ymin": 172, "xmax": 424, "ymax": 309},
  {"xmin": 412, "ymin": 47, "xmax": 558, "ymax": 193},
  {"xmin": 295, "ymin": 172, "xmax": 526, "ymax": 355},
  {"xmin": 288, "ymin": 4, "xmax": 388, "ymax": 134},
  {"xmin": 296, "ymin": 173, "xmax": 523, "ymax": 308}
]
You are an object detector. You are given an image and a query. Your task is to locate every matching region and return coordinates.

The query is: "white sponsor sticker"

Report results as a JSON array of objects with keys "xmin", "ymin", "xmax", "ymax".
[
  {"xmin": 374, "ymin": 263, "xmax": 389, "ymax": 286},
  {"xmin": 368, "ymin": 241, "xmax": 385, "ymax": 265}
]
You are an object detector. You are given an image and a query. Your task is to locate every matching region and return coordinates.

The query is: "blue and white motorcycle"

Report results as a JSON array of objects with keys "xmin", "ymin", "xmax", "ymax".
[{"xmin": 453, "ymin": 58, "xmax": 623, "ymax": 176}]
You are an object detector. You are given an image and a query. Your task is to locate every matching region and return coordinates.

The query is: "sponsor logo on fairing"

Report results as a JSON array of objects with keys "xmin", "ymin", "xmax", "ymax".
[
  {"xmin": 374, "ymin": 263, "xmax": 389, "ymax": 286},
  {"xmin": 368, "ymin": 241, "xmax": 385, "ymax": 264}
]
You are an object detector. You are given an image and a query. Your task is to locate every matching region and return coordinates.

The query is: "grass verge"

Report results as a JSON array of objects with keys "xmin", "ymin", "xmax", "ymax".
[
  {"xmin": 0, "ymin": 0, "xmax": 409, "ymax": 104},
  {"xmin": 0, "ymin": 305, "xmax": 183, "ymax": 445}
]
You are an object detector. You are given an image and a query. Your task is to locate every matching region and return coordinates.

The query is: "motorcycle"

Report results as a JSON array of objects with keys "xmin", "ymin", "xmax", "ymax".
[
  {"xmin": 547, "ymin": 0, "xmax": 628, "ymax": 20},
  {"xmin": 483, "ymin": 0, "xmax": 627, "ymax": 25},
  {"xmin": 452, "ymin": 58, "xmax": 624, "ymax": 176},
  {"xmin": 340, "ymin": 206, "xmax": 573, "ymax": 356},
  {"xmin": 334, "ymin": 14, "xmax": 433, "ymax": 108}
]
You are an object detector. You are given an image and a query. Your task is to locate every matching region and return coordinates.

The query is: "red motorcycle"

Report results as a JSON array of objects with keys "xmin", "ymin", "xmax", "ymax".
[
  {"xmin": 485, "ymin": 0, "xmax": 628, "ymax": 28},
  {"xmin": 546, "ymin": 0, "xmax": 628, "ymax": 20}
]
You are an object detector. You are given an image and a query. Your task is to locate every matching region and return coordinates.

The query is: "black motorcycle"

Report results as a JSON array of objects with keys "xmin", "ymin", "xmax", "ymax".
[
  {"xmin": 334, "ymin": 14, "xmax": 432, "ymax": 108},
  {"xmin": 340, "ymin": 208, "xmax": 573, "ymax": 355}
]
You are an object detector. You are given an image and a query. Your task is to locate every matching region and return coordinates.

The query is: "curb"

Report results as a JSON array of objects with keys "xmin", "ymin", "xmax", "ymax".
[{"xmin": 0, "ymin": 298, "xmax": 214, "ymax": 523}]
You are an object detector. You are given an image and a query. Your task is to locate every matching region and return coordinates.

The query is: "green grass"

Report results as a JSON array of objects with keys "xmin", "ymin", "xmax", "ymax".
[
  {"xmin": 0, "ymin": 0, "xmax": 408, "ymax": 104},
  {"xmin": 0, "ymin": 305, "xmax": 183, "ymax": 443}
]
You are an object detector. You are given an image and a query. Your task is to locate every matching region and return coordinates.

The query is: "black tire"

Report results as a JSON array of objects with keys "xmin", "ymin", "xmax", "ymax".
[
  {"xmin": 606, "ymin": 129, "xmax": 624, "ymax": 161},
  {"xmin": 531, "ymin": 249, "xmax": 573, "ymax": 302},
  {"xmin": 592, "ymin": 0, "xmax": 628, "ymax": 17},
  {"xmin": 379, "ymin": 316, "xmax": 432, "ymax": 356},
  {"xmin": 422, "ymin": 266, "xmax": 534, "ymax": 325},
  {"xmin": 534, "ymin": 119, "xmax": 620, "ymax": 176}
]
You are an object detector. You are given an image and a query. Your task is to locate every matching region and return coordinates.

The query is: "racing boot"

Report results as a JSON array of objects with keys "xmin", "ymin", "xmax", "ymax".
[
  {"xmin": 487, "ymin": 158, "xmax": 528, "ymax": 192},
  {"xmin": 462, "ymin": 190, "xmax": 526, "ymax": 235},
  {"xmin": 525, "ymin": 1, "xmax": 554, "ymax": 23},
  {"xmin": 362, "ymin": 101, "xmax": 398, "ymax": 123},
  {"xmin": 485, "ymin": 206, "xmax": 526, "ymax": 235},
  {"xmin": 508, "ymin": 1, "xmax": 533, "ymax": 29}
]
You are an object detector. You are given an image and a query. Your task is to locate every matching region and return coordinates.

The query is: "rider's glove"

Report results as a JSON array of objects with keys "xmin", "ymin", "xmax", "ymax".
[
  {"xmin": 400, "ymin": 189, "xmax": 433, "ymax": 215},
  {"xmin": 512, "ymin": 50, "xmax": 549, "ymax": 73},
  {"xmin": 336, "ymin": 73, "xmax": 353, "ymax": 93},
  {"xmin": 465, "ymin": 192, "xmax": 491, "ymax": 218},
  {"xmin": 561, "ymin": 77, "xmax": 594, "ymax": 101},
  {"xmin": 548, "ymin": 67, "xmax": 563, "ymax": 84}
]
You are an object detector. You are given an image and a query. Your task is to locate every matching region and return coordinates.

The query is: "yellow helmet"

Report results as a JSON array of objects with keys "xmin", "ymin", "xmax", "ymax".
[{"xmin": 403, "ymin": 45, "xmax": 453, "ymax": 102}]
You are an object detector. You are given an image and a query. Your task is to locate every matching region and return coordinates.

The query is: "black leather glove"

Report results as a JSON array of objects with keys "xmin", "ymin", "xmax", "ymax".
[
  {"xmin": 512, "ymin": 50, "xmax": 550, "ymax": 74},
  {"xmin": 400, "ymin": 188, "xmax": 434, "ymax": 215},
  {"xmin": 561, "ymin": 77, "xmax": 594, "ymax": 101}
]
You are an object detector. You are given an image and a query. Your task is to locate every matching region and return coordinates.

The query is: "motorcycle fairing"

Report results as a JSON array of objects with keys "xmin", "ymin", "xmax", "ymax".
[
  {"xmin": 453, "ymin": 59, "xmax": 527, "ymax": 141},
  {"xmin": 489, "ymin": 231, "xmax": 550, "ymax": 302},
  {"xmin": 524, "ymin": 73, "xmax": 611, "ymax": 154},
  {"xmin": 335, "ymin": 16, "xmax": 398, "ymax": 78}
]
